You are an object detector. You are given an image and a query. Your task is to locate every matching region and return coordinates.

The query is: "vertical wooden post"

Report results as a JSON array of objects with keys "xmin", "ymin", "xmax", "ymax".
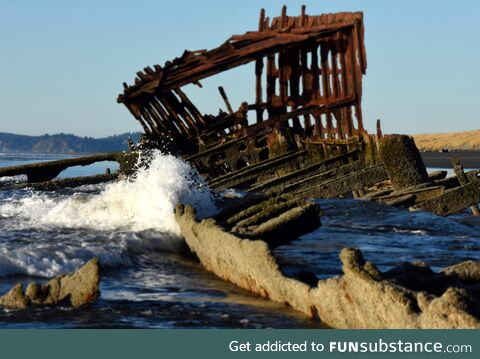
[
  {"xmin": 320, "ymin": 45, "xmax": 334, "ymax": 139},
  {"xmin": 351, "ymin": 23, "xmax": 365, "ymax": 134},
  {"xmin": 338, "ymin": 34, "xmax": 351, "ymax": 135},
  {"xmin": 311, "ymin": 45, "xmax": 320, "ymax": 100},
  {"xmin": 255, "ymin": 8, "xmax": 266, "ymax": 123},
  {"xmin": 452, "ymin": 158, "xmax": 480, "ymax": 216},
  {"xmin": 300, "ymin": 5, "xmax": 306, "ymax": 27},
  {"xmin": 281, "ymin": 5, "xmax": 287, "ymax": 27},
  {"xmin": 376, "ymin": 119, "xmax": 383, "ymax": 138}
]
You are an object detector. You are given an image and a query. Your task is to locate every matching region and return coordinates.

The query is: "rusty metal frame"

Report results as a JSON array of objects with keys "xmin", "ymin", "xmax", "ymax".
[{"xmin": 118, "ymin": 6, "xmax": 367, "ymax": 155}]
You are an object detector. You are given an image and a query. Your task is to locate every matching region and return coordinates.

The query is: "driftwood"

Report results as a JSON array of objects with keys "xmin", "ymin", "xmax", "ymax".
[
  {"xmin": 6, "ymin": 173, "xmax": 119, "ymax": 191},
  {"xmin": 0, "ymin": 153, "xmax": 120, "ymax": 182},
  {"xmin": 411, "ymin": 177, "xmax": 480, "ymax": 216},
  {"xmin": 0, "ymin": 152, "xmax": 138, "ymax": 191}
]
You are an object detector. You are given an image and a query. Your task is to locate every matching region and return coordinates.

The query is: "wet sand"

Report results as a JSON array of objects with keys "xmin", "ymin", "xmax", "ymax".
[{"xmin": 421, "ymin": 151, "xmax": 480, "ymax": 169}]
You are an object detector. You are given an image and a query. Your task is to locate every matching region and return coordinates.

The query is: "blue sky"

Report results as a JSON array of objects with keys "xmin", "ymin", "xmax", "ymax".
[{"xmin": 0, "ymin": 0, "xmax": 479, "ymax": 137}]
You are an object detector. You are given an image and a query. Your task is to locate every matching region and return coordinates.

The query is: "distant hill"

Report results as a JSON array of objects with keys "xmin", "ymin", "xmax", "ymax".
[
  {"xmin": 0, "ymin": 132, "xmax": 142, "ymax": 154},
  {"xmin": 412, "ymin": 129, "xmax": 480, "ymax": 151}
]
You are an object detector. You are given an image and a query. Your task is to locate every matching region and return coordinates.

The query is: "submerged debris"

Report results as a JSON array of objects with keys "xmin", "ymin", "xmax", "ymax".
[
  {"xmin": 213, "ymin": 193, "xmax": 320, "ymax": 247},
  {"xmin": 176, "ymin": 205, "xmax": 480, "ymax": 328},
  {"xmin": 0, "ymin": 258, "xmax": 100, "ymax": 309}
]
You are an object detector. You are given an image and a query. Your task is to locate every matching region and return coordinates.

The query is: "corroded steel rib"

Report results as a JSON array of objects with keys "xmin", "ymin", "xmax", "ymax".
[{"xmin": 118, "ymin": 6, "xmax": 368, "ymax": 174}]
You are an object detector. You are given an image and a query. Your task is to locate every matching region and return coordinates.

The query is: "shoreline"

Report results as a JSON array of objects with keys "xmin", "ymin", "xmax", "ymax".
[{"xmin": 421, "ymin": 151, "xmax": 480, "ymax": 169}]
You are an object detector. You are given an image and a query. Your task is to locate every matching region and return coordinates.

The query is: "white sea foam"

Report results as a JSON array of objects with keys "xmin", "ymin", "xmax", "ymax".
[
  {"xmin": 0, "ymin": 174, "xmax": 26, "ymax": 183},
  {"xmin": 0, "ymin": 152, "xmax": 218, "ymax": 277},
  {"xmin": 0, "ymin": 238, "xmax": 127, "ymax": 277},
  {"xmin": 392, "ymin": 228, "xmax": 427, "ymax": 235},
  {"xmin": 0, "ymin": 151, "xmax": 217, "ymax": 233}
]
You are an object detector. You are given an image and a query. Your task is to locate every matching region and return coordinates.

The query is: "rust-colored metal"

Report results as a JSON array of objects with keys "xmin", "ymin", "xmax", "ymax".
[{"xmin": 118, "ymin": 6, "xmax": 367, "ymax": 177}]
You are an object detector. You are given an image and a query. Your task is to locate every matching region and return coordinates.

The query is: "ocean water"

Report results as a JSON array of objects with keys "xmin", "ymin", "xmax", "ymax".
[{"xmin": 0, "ymin": 153, "xmax": 479, "ymax": 328}]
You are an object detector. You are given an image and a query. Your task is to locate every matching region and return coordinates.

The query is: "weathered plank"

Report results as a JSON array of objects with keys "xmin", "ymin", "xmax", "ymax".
[
  {"xmin": 293, "ymin": 164, "xmax": 388, "ymax": 199},
  {"xmin": 411, "ymin": 178, "xmax": 480, "ymax": 216},
  {"xmin": 208, "ymin": 151, "xmax": 307, "ymax": 189},
  {"xmin": 0, "ymin": 153, "xmax": 121, "ymax": 182}
]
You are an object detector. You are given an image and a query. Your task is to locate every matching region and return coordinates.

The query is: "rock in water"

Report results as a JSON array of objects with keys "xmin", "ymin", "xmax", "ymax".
[
  {"xmin": 0, "ymin": 284, "xmax": 29, "ymax": 309},
  {"xmin": 0, "ymin": 258, "xmax": 100, "ymax": 309},
  {"xmin": 380, "ymin": 134, "xmax": 429, "ymax": 190}
]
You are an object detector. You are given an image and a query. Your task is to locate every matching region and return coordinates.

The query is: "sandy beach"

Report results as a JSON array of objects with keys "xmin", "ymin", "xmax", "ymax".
[{"xmin": 413, "ymin": 129, "xmax": 480, "ymax": 152}]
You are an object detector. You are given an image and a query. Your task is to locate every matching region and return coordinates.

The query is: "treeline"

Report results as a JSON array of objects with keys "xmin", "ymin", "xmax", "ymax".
[{"xmin": 0, "ymin": 132, "xmax": 142, "ymax": 154}]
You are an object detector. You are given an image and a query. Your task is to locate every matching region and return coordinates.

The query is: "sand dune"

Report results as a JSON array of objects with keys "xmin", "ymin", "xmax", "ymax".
[{"xmin": 412, "ymin": 129, "xmax": 480, "ymax": 151}]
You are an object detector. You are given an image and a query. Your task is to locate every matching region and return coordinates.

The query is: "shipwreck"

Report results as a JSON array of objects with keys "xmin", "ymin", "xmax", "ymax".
[
  {"xmin": 114, "ymin": 5, "xmax": 479, "ymax": 218},
  {"xmin": 0, "ymin": 6, "xmax": 479, "ymax": 328},
  {"xmin": 2, "ymin": 6, "xmax": 478, "ymax": 218}
]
